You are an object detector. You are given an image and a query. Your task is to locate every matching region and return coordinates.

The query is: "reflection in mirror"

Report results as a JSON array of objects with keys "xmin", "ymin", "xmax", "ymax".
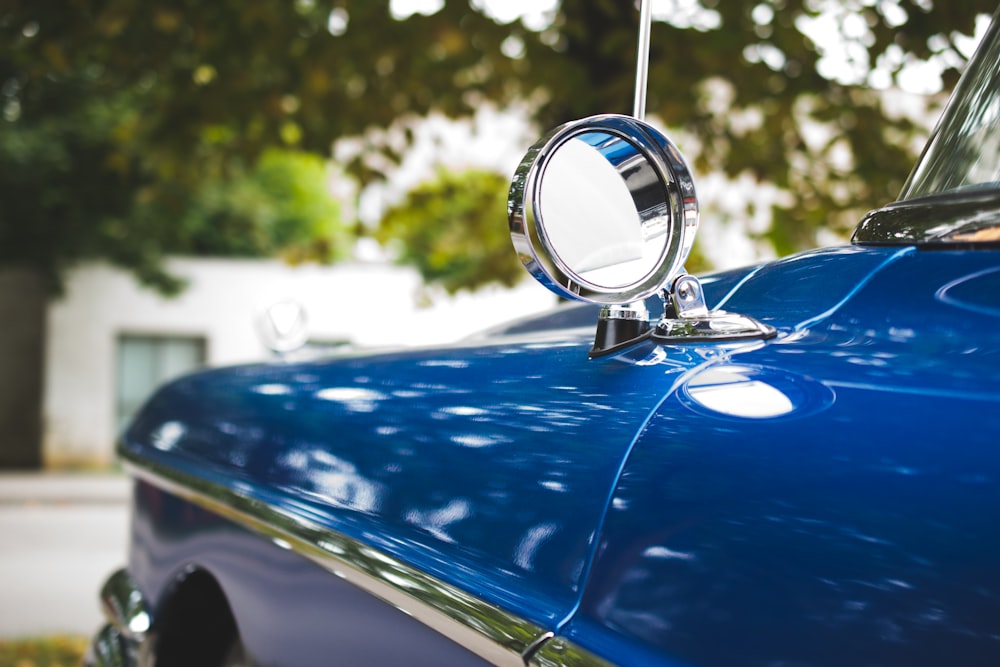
[{"xmin": 539, "ymin": 131, "xmax": 670, "ymax": 289}]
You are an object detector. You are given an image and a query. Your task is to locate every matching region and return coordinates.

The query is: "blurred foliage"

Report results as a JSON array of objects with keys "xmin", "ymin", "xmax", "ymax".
[
  {"xmin": 0, "ymin": 635, "xmax": 87, "ymax": 667},
  {"xmin": 377, "ymin": 168, "xmax": 522, "ymax": 294},
  {"xmin": 150, "ymin": 148, "xmax": 346, "ymax": 264},
  {"xmin": 0, "ymin": 0, "xmax": 525, "ymax": 291},
  {"xmin": 0, "ymin": 0, "xmax": 992, "ymax": 291},
  {"xmin": 0, "ymin": 82, "xmax": 344, "ymax": 292},
  {"xmin": 525, "ymin": 0, "xmax": 990, "ymax": 258},
  {"xmin": 0, "ymin": 74, "xmax": 166, "ymax": 291},
  {"xmin": 682, "ymin": 235, "xmax": 711, "ymax": 276}
]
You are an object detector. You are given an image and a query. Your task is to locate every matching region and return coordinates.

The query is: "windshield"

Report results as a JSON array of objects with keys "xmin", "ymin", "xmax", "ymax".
[{"xmin": 900, "ymin": 10, "xmax": 1000, "ymax": 200}]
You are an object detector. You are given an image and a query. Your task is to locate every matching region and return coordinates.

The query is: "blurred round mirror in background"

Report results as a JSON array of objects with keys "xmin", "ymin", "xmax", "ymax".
[{"xmin": 255, "ymin": 298, "xmax": 309, "ymax": 354}]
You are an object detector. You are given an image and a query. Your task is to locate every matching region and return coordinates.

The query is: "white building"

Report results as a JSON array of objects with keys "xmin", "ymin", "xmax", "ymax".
[{"xmin": 42, "ymin": 257, "xmax": 556, "ymax": 468}]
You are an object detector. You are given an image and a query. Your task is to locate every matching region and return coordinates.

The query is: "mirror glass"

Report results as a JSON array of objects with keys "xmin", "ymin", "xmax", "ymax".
[{"xmin": 539, "ymin": 131, "xmax": 671, "ymax": 289}]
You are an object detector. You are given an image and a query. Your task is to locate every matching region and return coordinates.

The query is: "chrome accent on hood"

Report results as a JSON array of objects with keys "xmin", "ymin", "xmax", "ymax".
[{"xmin": 119, "ymin": 451, "xmax": 545, "ymax": 667}]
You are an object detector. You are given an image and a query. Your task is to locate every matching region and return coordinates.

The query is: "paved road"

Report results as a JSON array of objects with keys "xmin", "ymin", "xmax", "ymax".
[{"xmin": 0, "ymin": 473, "xmax": 130, "ymax": 639}]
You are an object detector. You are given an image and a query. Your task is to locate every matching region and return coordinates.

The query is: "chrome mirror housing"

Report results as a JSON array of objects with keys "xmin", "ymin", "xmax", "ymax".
[
  {"xmin": 508, "ymin": 114, "xmax": 775, "ymax": 357},
  {"xmin": 508, "ymin": 114, "xmax": 698, "ymax": 306}
]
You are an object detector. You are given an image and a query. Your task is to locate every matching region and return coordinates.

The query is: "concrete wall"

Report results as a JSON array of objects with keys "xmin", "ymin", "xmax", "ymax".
[{"xmin": 43, "ymin": 257, "xmax": 555, "ymax": 467}]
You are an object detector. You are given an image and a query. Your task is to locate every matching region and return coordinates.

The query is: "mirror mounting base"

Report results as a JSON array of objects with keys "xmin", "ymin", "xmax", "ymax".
[
  {"xmin": 589, "ymin": 303, "xmax": 653, "ymax": 358},
  {"xmin": 588, "ymin": 274, "xmax": 776, "ymax": 358},
  {"xmin": 654, "ymin": 274, "xmax": 777, "ymax": 343}
]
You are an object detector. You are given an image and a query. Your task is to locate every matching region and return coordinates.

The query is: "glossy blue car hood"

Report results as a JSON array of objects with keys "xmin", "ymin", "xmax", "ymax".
[
  {"xmin": 569, "ymin": 246, "xmax": 1000, "ymax": 665},
  {"xmin": 123, "ymin": 244, "xmax": 1000, "ymax": 649}
]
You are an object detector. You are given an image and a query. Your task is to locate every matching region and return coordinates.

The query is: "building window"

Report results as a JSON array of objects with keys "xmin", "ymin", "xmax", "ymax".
[{"xmin": 116, "ymin": 335, "xmax": 206, "ymax": 432}]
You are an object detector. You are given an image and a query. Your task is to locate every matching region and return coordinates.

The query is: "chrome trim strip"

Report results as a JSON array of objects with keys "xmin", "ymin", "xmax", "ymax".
[
  {"xmin": 529, "ymin": 635, "xmax": 616, "ymax": 667},
  {"xmin": 120, "ymin": 452, "xmax": 545, "ymax": 667}
]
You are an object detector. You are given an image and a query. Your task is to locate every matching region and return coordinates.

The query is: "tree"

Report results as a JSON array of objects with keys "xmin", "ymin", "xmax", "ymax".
[
  {"xmin": 377, "ymin": 168, "xmax": 523, "ymax": 297},
  {"xmin": 515, "ymin": 0, "xmax": 989, "ymax": 256},
  {"xmin": 150, "ymin": 148, "xmax": 347, "ymax": 265},
  {"xmin": 375, "ymin": 1, "xmax": 986, "ymax": 290},
  {"xmin": 1, "ymin": 0, "xmax": 528, "ymax": 286},
  {"xmin": 3, "ymin": 0, "xmax": 987, "ymax": 282}
]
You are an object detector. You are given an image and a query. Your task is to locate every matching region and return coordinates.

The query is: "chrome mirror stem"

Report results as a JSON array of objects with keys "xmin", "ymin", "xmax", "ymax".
[{"xmin": 633, "ymin": 0, "xmax": 653, "ymax": 120}]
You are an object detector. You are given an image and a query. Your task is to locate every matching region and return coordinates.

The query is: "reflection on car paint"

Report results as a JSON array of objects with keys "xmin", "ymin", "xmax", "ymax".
[
  {"xmin": 681, "ymin": 364, "xmax": 836, "ymax": 419},
  {"xmin": 936, "ymin": 265, "xmax": 1000, "ymax": 318}
]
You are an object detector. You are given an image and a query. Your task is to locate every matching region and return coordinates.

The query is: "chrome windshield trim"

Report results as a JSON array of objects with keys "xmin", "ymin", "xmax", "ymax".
[
  {"xmin": 851, "ymin": 189, "xmax": 1000, "ymax": 246},
  {"xmin": 119, "ymin": 451, "xmax": 544, "ymax": 667},
  {"xmin": 899, "ymin": 7, "xmax": 1000, "ymax": 200}
]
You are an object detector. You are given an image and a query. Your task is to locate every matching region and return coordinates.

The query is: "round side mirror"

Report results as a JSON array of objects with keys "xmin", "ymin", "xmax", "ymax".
[
  {"xmin": 255, "ymin": 298, "xmax": 309, "ymax": 354},
  {"xmin": 508, "ymin": 114, "xmax": 698, "ymax": 305}
]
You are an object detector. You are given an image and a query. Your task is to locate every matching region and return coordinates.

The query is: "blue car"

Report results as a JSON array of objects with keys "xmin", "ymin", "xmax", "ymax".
[{"xmin": 88, "ymin": 7, "xmax": 1000, "ymax": 667}]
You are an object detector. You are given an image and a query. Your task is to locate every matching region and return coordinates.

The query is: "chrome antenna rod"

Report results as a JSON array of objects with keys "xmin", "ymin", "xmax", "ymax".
[{"xmin": 633, "ymin": 0, "xmax": 653, "ymax": 120}]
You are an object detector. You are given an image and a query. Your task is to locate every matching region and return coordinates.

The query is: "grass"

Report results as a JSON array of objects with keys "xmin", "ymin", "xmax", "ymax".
[{"xmin": 0, "ymin": 636, "xmax": 88, "ymax": 667}]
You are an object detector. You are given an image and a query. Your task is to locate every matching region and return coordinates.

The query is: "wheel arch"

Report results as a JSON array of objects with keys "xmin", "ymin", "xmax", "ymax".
[{"xmin": 149, "ymin": 566, "xmax": 244, "ymax": 667}]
